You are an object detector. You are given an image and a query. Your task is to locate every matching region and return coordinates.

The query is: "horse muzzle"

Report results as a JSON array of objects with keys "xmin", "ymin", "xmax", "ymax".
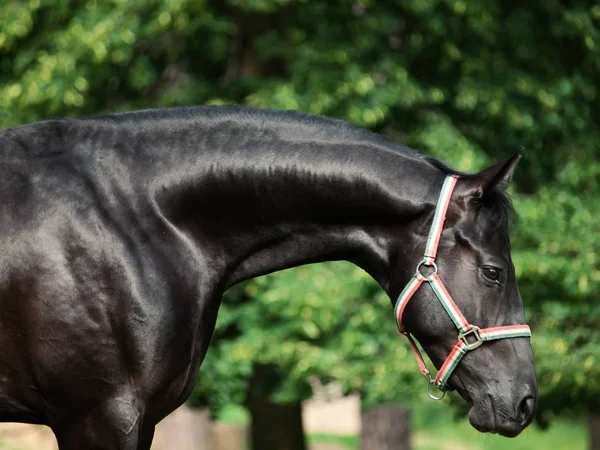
[{"xmin": 467, "ymin": 390, "xmax": 536, "ymax": 437}]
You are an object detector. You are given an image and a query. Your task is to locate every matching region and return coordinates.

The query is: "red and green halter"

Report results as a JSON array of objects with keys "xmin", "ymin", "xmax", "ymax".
[{"xmin": 394, "ymin": 175, "xmax": 531, "ymax": 400}]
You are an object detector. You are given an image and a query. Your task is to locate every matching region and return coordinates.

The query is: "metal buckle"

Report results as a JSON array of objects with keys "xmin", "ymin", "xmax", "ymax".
[
  {"xmin": 458, "ymin": 326, "xmax": 483, "ymax": 350},
  {"xmin": 416, "ymin": 261, "xmax": 438, "ymax": 277},
  {"xmin": 427, "ymin": 381, "xmax": 446, "ymax": 400}
]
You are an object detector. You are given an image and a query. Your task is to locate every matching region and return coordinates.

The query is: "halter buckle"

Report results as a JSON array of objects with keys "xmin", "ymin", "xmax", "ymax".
[{"xmin": 458, "ymin": 326, "xmax": 482, "ymax": 351}]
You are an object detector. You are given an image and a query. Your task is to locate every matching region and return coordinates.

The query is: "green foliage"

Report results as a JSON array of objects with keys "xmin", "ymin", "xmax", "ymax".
[
  {"xmin": 2, "ymin": 0, "xmax": 599, "ymax": 424},
  {"xmin": 193, "ymin": 263, "xmax": 424, "ymax": 413}
]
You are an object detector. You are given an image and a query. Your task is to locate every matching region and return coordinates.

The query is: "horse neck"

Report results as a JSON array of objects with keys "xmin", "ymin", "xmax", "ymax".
[{"xmin": 154, "ymin": 123, "xmax": 443, "ymax": 295}]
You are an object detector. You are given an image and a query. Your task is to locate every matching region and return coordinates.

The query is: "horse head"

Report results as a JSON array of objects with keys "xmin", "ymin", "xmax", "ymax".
[{"xmin": 394, "ymin": 150, "xmax": 537, "ymax": 437}]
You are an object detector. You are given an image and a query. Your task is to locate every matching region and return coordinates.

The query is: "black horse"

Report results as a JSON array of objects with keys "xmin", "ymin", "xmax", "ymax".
[{"xmin": 0, "ymin": 105, "xmax": 536, "ymax": 449}]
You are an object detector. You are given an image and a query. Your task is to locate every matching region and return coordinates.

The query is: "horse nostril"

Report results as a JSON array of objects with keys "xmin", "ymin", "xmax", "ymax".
[{"xmin": 517, "ymin": 395, "xmax": 536, "ymax": 426}]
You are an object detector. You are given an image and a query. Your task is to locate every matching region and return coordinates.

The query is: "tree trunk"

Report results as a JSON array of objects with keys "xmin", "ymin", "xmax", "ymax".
[
  {"xmin": 590, "ymin": 415, "xmax": 600, "ymax": 450},
  {"xmin": 360, "ymin": 405, "xmax": 411, "ymax": 450},
  {"xmin": 247, "ymin": 364, "xmax": 307, "ymax": 450}
]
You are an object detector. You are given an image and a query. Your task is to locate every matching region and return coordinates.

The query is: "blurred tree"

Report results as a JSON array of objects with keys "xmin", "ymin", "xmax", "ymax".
[
  {"xmin": 191, "ymin": 262, "xmax": 422, "ymax": 448},
  {"xmin": 247, "ymin": 364, "xmax": 307, "ymax": 450},
  {"xmin": 2, "ymin": 0, "xmax": 599, "ymax": 445}
]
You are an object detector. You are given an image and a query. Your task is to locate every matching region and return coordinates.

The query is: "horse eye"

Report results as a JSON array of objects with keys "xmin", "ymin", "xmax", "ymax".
[{"xmin": 482, "ymin": 267, "xmax": 500, "ymax": 281}]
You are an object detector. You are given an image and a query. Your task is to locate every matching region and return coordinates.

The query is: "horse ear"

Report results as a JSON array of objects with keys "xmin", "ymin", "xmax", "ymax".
[{"xmin": 462, "ymin": 147, "xmax": 523, "ymax": 198}]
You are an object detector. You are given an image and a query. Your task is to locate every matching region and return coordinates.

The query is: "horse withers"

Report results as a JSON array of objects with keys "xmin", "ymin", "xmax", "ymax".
[{"xmin": 0, "ymin": 106, "xmax": 536, "ymax": 449}]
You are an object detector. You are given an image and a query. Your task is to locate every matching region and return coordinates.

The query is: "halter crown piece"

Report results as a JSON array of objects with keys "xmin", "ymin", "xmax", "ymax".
[{"xmin": 394, "ymin": 175, "xmax": 532, "ymax": 400}]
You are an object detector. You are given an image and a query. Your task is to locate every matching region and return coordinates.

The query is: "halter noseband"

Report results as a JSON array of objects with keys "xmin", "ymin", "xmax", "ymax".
[{"xmin": 394, "ymin": 175, "xmax": 531, "ymax": 400}]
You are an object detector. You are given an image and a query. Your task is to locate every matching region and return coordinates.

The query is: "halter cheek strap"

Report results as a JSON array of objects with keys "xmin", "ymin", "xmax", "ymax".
[{"xmin": 394, "ymin": 175, "xmax": 531, "ymax": 398}]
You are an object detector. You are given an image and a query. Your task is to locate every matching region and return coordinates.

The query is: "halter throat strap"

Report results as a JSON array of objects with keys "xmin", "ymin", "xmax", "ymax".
[{"xmin": 393, "ymin": 175, "xmax": 531, "ymax": 397}]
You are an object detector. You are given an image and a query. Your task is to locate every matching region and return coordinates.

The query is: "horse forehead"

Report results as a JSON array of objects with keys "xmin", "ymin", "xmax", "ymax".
[{"xmin": 452, "ymin": 214, "xmax": 512, "ymax": 255}]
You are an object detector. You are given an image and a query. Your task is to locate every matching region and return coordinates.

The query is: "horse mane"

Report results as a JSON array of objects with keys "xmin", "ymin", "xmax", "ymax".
[{"xmin": 77, "ymin": 105, "xmax": 421, "ymax": 155}]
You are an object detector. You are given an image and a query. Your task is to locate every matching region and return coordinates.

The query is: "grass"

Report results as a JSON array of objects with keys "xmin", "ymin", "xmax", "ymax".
[
  {"xmin": 410, "ymin": 401, "xmax": 586, "ymax": 450},
  {"xmin": 307, "ymin": 407, "xmax": 587, "ymax": 450},
  {"xmin": 308, "ymin": 420, "xmax": 586, "ymax": 450},
  {"xmin": 217, "ymin": 403, "xmax": 588, "ymax": 450},
  {"xmin": 307, "ymin": 433, "xmax": 358, "ymax": 448},
  {"xmin": 412, "ymin": 416, "xmax": 586, "ymax": 450}
]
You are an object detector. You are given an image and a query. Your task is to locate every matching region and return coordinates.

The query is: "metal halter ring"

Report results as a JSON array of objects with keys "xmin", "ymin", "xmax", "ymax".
[
  {"xmin": 416, "ymin": 261, "xmax": 438, "ymax": 278},
  {"xmin": 427, "ymin": 381, "xmax": 446, "ymax": 400},
  {"xmin": 458, "ymin": 326, "xmax": 483, "ymax": 351}
]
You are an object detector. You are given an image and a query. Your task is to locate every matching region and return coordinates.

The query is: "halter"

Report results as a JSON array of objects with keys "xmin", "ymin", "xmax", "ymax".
[{"xmin": 394, "ymin": 175, "xmax": 531, "ymax": 400}]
